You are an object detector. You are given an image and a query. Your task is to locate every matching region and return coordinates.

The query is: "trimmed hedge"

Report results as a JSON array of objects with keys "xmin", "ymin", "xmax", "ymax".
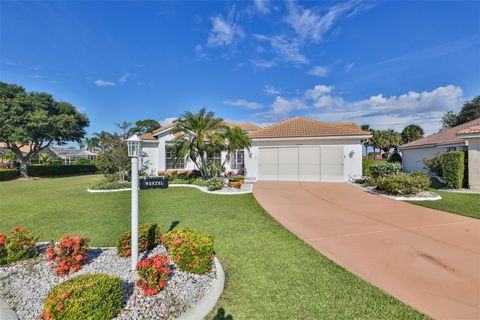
[
  {"xmin": 375, "ymin": 172, "xmax": 431, "ymax": 195},
  {"xmin": 0, "ymin": 168, "xmax": 19, "ymax": 181},
  {"xmin": 362, "ymin": 159, "xmax": 378, "ymax": 177},
  {"xmin": 441, "ymin": 151, "xmax": 464, "ymax": 189},
  {"xmin": 388, "ymin": 152, "xmax": 402, "ymax": 163},
  {"xmin": 41, "ymin": 273, "xmax": 123, "ymax": 320},
  {"xmin": 28, "ymin": 164, "xmax": 97, "ymax": 177},
  {"xmin": 369, "ymin": 162, "xmax": 402, "ymax": 178},
  {"xmin": 116, "ymin": 223, "xmax": 161, "ymax": 257}
]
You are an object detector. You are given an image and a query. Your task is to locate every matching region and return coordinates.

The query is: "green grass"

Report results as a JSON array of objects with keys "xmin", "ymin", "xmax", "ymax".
[
  {"xmin": 407, "ymin": 178, "xmax": 480, "ymax": 219},
  {"xmin": 0, "ymin": 175, "xmax": 427, "ymax": 319}
]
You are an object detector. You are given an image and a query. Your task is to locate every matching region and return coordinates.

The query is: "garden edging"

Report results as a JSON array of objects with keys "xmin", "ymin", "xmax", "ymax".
[
  {"xmin": 0, "ymin": 298, "xmax": 18, "ymax": 320},
  {"xmin": 169, "ymin": 184, "xmax": 252, "ymax": 195},
  {"xmin": 177, "ymin": 257, "xmax": 225, "ymax": 320},
  {"xmin": 364, "ymin": 186, "xmax": 442, "ymax": 201},
  {"xmin": 87, "ymin": 188, "xmax": 131, "ymax": 193}
]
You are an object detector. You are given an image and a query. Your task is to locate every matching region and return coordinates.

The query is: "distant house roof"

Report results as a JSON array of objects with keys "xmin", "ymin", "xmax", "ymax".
[
  {"xmin": 457, "ymin": 125, "xmax": 480, "ymax": 136},
  {"xmin": 49, "ymin": 147, "xmax": 97, "ymax": 157},
  {"xmin": 400, "ymin": 118, "xmax": 480, "ymax": 149},
  {"xmin": 139, "ymin": 120, "xmax": 261, "ymax": 141},
  {"xmin": 0, "ymin": 142, "xmax": 34, "ymax": 153},
  {"xmin": 248, "ymin": 117, "xmax": 370, "ymax": 139}
]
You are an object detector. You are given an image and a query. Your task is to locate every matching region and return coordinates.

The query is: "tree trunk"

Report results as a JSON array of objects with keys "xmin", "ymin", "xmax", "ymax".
[{"xmin": 19, "ymin": 160, "xmax": 28, "ymax": 178}]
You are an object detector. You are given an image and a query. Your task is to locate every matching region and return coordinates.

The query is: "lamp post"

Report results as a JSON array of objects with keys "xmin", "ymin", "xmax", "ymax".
[{"xmin": 127, "ymin": 134, "xmax": 141, "ymax": 271}]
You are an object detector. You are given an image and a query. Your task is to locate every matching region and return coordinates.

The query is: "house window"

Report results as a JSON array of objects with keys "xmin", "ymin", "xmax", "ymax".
[
  {"xmin": 231, "ymin": 149, "xmax": 244, "ymax": 169},
  {"xmin": 166, "ymin": 146, "xmax": 185, "ymax": 169},
  {"xmin": 208, "ymin": 151, "xmax": 222, "ymax": 167}
]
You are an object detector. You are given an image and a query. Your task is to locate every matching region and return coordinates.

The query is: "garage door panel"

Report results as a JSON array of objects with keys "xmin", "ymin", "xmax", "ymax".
[
  {"xmin": 299, "ymin": 146, "xmax": 320, "ymax": 182},
  {"xmin": 278, "ymin": 148, "xmax": 298, "ymax": 181},
  {"xmin": 321, "ymin": 146, "xmax": 344, "ymax": 182},
  {"xmin": 258, "ymin": 148, "xmax": 278, "ymax": 181}
]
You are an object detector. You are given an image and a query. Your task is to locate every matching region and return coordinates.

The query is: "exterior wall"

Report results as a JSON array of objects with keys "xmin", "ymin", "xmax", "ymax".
[
  {"xmin": 244, "ymin": 138, "xmax": 363, "ymax": 181},
  {"xmin": 140, "ymin": 141, "xmax": 159, "ymax": 175},
  {"xmin": 401, "ymin": 146, "xmax": 439, "ymax": 172},
  {"xmin": 468, "ymin": 137, "xmax": 480, "ymax": 191}
]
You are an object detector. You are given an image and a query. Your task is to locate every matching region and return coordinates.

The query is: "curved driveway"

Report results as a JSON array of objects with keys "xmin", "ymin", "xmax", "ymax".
[{"xmin": 253, "ymin": 181, "xmax": 480, "ymax": 320}]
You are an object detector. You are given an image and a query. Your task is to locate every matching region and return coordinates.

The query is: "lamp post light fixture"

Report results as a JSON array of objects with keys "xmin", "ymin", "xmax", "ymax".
[{"xmin": 127, "ymin": 134, "xmax": 141, "ymax": 271}]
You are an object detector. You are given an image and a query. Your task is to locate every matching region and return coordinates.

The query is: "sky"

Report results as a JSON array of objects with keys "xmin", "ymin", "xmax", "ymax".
[{"xmin": 1, "ymin": 0, "xmax": 479, "ymax": 139}]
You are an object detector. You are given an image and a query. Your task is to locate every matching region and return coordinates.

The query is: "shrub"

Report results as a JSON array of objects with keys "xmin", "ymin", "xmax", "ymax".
[
  {"xmin": 136, "ymin": 255, "xmax": 170, "ymax": 295},
  {"xmin": 369, "ymin": 162, "xmax": 402, "ymax": 178},
  {"xmin": 362, "ymin": 159, "xmax": 378, "ymax": 177},
  {"xmin": 0, "ymin": 233, "xmax": 6, "ymax": 265},
  {"xmin": 162, "ymin": 227, "xmax": 214, "ymax": 275},
  {"xmin": 41, "ymin": 273, "xmax": 123, "ymax": 320},
  {"xmin": 27, "ymin": 164, "xmax": 97, "ymax": 177},
  {"xmin": 116, "ymin": 224, "xmax": 161, "ymax": 257},
  {"xmin": 388, "ymin": 152, "xmax": 402, "ymax": 163},
  {"xmin": 0, "ymin": 168, "xmax": 19, "ymax": 181},
  {"xmin": 74, "ymin": 158, "xmax": 93, "ymax": 165},
  {"xmin": 441, "ymin": 151, "xmax": 464, "ymax": 189},
  {"xmin": 5, "ymin": 227, "xmax": 38, "ymax": 263},
  {"xmin": 228, "ymin": 175, "xmax": 244, "ymax": 182},
  {"xmin": 46, "ymin": 235, "xmax": 90, "ymax": 276},
  {"xmin": 423, "ymin": 152, "xmax": 443, "ymax": 176},
  {"xmin": 207, "ymin": 177, "xmax": 224, "ymax": 191},
  {"xmin": 90, "ymin": 179, "xmax": 130, "ymax": 190},
  {"xmin": 375, "ymin": 172, "xmax": 431, "ymax": 195}
]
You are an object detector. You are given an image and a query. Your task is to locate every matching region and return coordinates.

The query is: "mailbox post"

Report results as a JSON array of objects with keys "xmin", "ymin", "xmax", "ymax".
[{"xmin": 127, "ymin": 134, "xmax": 141, "ymax": 271}]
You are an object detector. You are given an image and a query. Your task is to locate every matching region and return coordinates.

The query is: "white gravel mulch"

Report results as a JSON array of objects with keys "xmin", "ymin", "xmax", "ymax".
[{"xmin": 0, "ymin": 245, "xmax": 216, "ymax": 320}]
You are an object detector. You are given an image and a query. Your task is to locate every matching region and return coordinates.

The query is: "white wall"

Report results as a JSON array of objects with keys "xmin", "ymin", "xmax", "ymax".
[
  {"xmin": 401, "ymin": 147, "xmax": 438, "ymax": 172},
  {"xmin": 245, "ymin": 138, "xmax": 363, "ymax": 181},
  {"xmin": 467, "ymin": 137, "xmax": 480, "ymax": 191},
  {"xmin": 140, "ymin": 141, "xmax": 159, "ymax": 175}
]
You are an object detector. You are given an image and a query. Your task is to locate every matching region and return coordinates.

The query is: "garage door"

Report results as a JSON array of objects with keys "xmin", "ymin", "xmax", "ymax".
[{"xmin": 258, "ymin": 146, "xmax": 344, "ymax": 182}]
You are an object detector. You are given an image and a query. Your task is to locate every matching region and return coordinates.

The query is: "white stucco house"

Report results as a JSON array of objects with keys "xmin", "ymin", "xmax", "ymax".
[
  {"xmin": 399, "ymin": 118, "xmax": 480, "ymax": 190},
  {"xmin": 138, "ymin": 117, "xmax": 371, "ymax": 182}
]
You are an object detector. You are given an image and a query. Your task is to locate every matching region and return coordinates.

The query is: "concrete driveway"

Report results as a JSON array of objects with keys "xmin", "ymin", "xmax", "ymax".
[{"xmin": 253, "ymin": 182, "xmax": 480, "ymax": 320}]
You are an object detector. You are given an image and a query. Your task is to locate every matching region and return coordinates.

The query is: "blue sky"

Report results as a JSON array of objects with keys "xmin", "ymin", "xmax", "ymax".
[{"xmin": 1, "ymin": 0, "xmax": 479, "ymax": 138}]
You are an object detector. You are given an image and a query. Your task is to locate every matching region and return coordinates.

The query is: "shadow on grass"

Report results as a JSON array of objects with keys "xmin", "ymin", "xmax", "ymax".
[
  {"xmin": 168, "ymin": 220, "xmax": 180, "ymax": 231},
  {"xmin": 212, "ymin": 308, "xmax": 233, "ymax": 320}
]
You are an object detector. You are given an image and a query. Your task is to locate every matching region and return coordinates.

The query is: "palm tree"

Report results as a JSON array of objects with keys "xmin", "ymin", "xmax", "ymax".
[
  {"xmin": 85, "ymin": 137, "xmax": 101, "ymax": 152},
  {"xmin": 172, "ymin": 108, "xmax": 224, "ymax": 179},
  {"xmin": 221, "ymin": 126, "xmax": 252, "ymax": 167},
  {"xmin": 39, "ymin": 153, "xmax": 52, "ymax": 165},
  {"xmin": 360, "ymin": 124, "xmax": 372, "ymax": 158}
]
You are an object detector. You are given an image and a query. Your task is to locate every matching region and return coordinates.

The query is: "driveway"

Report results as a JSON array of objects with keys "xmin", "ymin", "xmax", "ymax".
[{"xmin": 253, "ymin": 182, "xmax": 480, "ymax": 320}]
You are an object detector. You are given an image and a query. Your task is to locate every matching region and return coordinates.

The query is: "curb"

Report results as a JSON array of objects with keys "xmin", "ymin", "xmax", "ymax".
[
  {"xmin": 169, "ymin": 184, "xmax": 252, "ymax": 195},
  {"xmin": 177, "ymin": 257, "xmax": 225, "ymax": 320},
  {"xmin": 0, "ymin": 298, "xmax": 18, "ymax": 320}
]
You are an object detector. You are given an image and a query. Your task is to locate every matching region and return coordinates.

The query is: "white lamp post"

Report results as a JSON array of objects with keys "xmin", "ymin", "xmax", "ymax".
[{"xmin": 127, "ymin": 134, "xmax": 141, "ymax": 271}]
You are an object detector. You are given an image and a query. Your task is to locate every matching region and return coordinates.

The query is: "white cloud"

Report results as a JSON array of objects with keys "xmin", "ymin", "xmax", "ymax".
[
  {"xmin": 345, "ymin": 62, "xmax": 354, "ymax": 72},
  {"xmin": 254, "ymin": 34, "xmax": 308, "ymax": 64},
  {"xmin": 253, "ymin": 60, "xmax": 277, "ymax": 69},
  {"xmin": 305, "ymin": 84, "xmax": 333, "ymax": 99},
  {"xmin": 224, "ymin": 99, "xmax": 264, "ymax": 109},
  {"xmin": 308, "ymin": 66, "xmax": 329, "ymax": 77},
  {"xmin": 263, "ymin": 85, "xmax": 281, "ymax": 96},
  {"xmin": 253, "ymin": 0, "xmax": 270, "ymax": 14},
  {"xmin": 285, "ymin": 1, "xmax": 358, "ymax": 42},
  {"xmin": 255, "ymin": 96, "xmax": 308, "ymax": 119},
  {"xmin": 206, "ymin": 14, "xmax": 244, "ymax": 47},
  {"xmin": 160, "ymin": 117, "xmax": 177, "ymax": 127},
  {"xmin": 94, "ymin": 80, "xmax": 115, "ymax": 87},
  {"xmin": 119, "ymin": 72, "xmax": 130, "ymax": 84}
]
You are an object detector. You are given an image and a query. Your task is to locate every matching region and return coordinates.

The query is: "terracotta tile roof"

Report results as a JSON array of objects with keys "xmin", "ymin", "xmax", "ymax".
[
  {"xmin": 0, "ymin": 142, "xmax": 34, "ymax": 153},
  {"xmin": 140, "ymin": 120, "xmax": 261, "ymax": 140},
  {"xmin": 400, "ymin": 118, "xmax": 480, "ymax": 149},
  {"xmin": 457, "ymin": 125, "xmax": 480, "ymax": 136},
  {"xmin": 248, "ymin": 117, "xmax": 370, "ymax": 139}
]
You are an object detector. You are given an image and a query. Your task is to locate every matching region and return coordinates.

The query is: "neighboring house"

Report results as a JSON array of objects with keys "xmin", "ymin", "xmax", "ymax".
[
  {"xmin": 457, "ymin": 125, "xmax": 480, "ymax": 191},
  {"xmin": 0, "ymin": 143, "xmax": 97, "ymax": 164},
  {"xmin": 139, "ymin": 117, "xmax": 371, "ymax": 182},
  {"xmin": 400, "ymin": 118, "xmax": 480, "ymax": 173}
]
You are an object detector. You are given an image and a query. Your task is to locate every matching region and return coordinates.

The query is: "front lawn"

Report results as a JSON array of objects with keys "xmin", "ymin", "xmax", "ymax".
[
  {"xmin": 409, "ymin": 190, "xmax": 480, "ymax": 219},
  {"xmin": 0, "ymin": 175, "xmax": 426, "ymax": 319}
]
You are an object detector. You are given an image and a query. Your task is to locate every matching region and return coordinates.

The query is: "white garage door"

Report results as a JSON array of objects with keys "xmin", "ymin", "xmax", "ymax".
[{"xmin": 258, "ymin": 146, "xmax": 344, "ymax": 182}]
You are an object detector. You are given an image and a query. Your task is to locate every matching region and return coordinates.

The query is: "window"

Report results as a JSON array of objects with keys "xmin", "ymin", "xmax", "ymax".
[
  {"xmin": 231, "ymin": 149, "xmax": 244, "ymax": 169},
  {"xmin": 166, "ymin": 146, "xmax": 185, "ymax": 169},
  {"xmin": 207, "ymin": 151, "xmax": 222, "ymax": 167}
]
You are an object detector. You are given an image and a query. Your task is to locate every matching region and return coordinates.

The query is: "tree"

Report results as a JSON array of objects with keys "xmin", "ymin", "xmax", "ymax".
[
  {"xmin": 131, "ymin": 119, "xmax": 161, "ymax": 135},
  {"xmin": 360, "ymin": 124, "xmax": 372, "ymax": 156},
  {"xmin": 441, "ymin": 96, "xmax": 480, "ymax": 129},
  {"xmin": 171, "ymin": 108, "xmax": 224, "ymax": 179},
  {"xmin": 84, "ymin": 137, "xmax": 101, "ymax": 152},
  {"xmin": 401, "ymin": 124, "xmax": 424, "ymax": 144},
  {"xmin": 221, "ymin": 126, "xmax": 251, "ymax": 167},
  {"xmin": 0, "ymin": 82, "xmax": 89, "ymax": 177},
  {"xmin": 39, "ymin": 153, "xmax": 52, "ymax": 165},
  {"xmin": 375, "ymin": 130, "xmax": 401, "ymax": 156}
]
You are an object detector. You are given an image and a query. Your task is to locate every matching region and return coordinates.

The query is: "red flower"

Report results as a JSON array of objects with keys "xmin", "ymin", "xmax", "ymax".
[{"xmin": 12, "ymin": 226, "xmax": 25, "ymax": 232}]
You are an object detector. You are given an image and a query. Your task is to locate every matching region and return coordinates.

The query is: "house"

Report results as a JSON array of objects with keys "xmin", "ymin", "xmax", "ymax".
[
  {"xmin": 457, "ymin": 124, "xmax": 480, "ymax": 191},
  {"xmin": 0, "ymin": 143, "xmax": 97, "ymax": 164},
  {"xmin": 139, "ymin": 117, "xmax": 371, "ymax": 182},
  {"xmin": 399, "ymin": 118, "xmax": 480, "ymax": 173}
]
